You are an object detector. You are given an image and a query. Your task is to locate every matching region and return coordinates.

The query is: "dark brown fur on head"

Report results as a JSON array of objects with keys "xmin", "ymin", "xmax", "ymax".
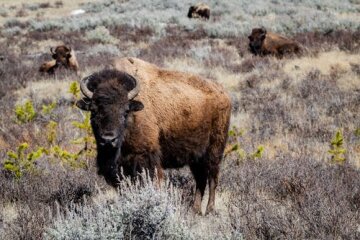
[
  {"xmin": 248, "ymin": 27, "xmax": 267, "ymax": 55},
  {"xmin": 51, "ymin": 45, "xmax": 71, "ymax": 66},
  {"xmin": 76, "ymin": 70, "xmax": 144, "ymax": 186},
  {"xmin": 50, "ymin": 45, "xmax": 79, "ymax": 72}
]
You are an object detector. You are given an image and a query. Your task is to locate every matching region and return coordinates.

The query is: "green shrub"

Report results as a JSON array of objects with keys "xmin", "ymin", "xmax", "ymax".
[
  {"xmin": 68, "ymin": 81, "xmax": 80, "ymax": 99},
  {"xmin": 42, "ymin": 102, "xmax": 56, "ymax": 116},
  {"xmin": 225, "ymin": 126, "xmax": 264, "ymax": 163},
  {"xmin": 46, "ymin": 120, "xmax": 58, "ymax": 145},
  {"xmin": 355, "ymin": 128, "xmax": 360, "ymax": 137},
  {"xmin": 250, "ymin": 145, "xmax": 264, "ymax": 160},
  {"xmin": 72, "ymin": 112, "xmax": 96, "ymax": 158},
  {"xmin": 50, "ymin": 146, "xmax": 86, "ymax": 169},
  {"xmin": 15, "ymin": 100, "xmax": 36, "ymax": 123},
  {"xmin": 328, "ymin": 130, "xmax": 346, "ymax": 164},
  {"xmin": 3, "ymin": 143, "xmax": 46, "ymax": 179}
]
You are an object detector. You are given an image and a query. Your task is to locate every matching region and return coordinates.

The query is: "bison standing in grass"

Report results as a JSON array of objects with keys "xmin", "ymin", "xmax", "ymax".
[
  {"xmin": 76, "ymin": 57, "xmax": 231, "ymax": 214},
  {"xmin": 39, "ymin": 45, "xmax": 79, "ymax": 74},
  {"xmin": 188, "ymin": 3, "xmax": 210, "ymax": 20},
  {"xmin": 248, "ymin": 27, "xmax": 302, "ymax": 58}
]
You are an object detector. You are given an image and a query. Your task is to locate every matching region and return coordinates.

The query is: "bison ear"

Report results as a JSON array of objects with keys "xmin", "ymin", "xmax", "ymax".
[
  {"xmin": 76, "ymin": 98, "xmax": 91, "ymax": 111},
  {"xmin": 129, "ymin": 100, "xmax": 144, "ymax": 112}
]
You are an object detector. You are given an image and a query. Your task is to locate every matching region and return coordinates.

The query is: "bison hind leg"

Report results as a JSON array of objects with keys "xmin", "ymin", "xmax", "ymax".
[
  {"xmin": 205, "ymin": 164, "xmax": 220, "ymax": 214},
  {"xmin": 190, "ymin": 161, "xmax": 209, "ymax": 215}
]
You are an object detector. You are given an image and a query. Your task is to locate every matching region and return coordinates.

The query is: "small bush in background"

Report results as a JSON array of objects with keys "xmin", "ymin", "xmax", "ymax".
[
  {"xmin": 85, "ymin": 26, "xmax": 118, "ymax": 44},
  {"xmin": 0, "ymin": 7, "xmax": 8, "ymax": 17}
]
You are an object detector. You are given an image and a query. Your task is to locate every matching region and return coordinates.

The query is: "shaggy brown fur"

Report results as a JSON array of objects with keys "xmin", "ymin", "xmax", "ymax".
[
  {"xmin": 51, "ymin": 45, "xmax": 79, "ymax": 72},
  {"xmin": 248, "ymin": 28, "xmax": 302, "ymax": 58},
  {"xmin": 188, "ymin": 3, "xmax": 210, "ymax": 20},
  {"xmin": 76, "ymin": 57, "xmax": 231, "ymax": 214},
  {"xmin": 39, "ymin": 60, "xmax": 57, "ymax": 74}
]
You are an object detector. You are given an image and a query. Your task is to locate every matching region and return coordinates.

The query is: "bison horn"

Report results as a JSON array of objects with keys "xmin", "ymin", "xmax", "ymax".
[
  {"xmin": 50, "ymin": 47, "xmax": 54, "ymax": 54},
  {"xmin": 80, "ymin": 75, "xmax": 94, "ymax": 99},
  {"xmin": 127, "ymin": 74, "xmax": 140, "ymax": 100}
]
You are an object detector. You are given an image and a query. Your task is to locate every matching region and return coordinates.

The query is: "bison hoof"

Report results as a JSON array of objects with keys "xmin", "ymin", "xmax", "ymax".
[
  {"xmin": 192, "ymin": 205, "xmax": 202, "ymax": 215},
  {"xmin": 205, "ymin": 205, "xmax": 215, "ymax": 215}
]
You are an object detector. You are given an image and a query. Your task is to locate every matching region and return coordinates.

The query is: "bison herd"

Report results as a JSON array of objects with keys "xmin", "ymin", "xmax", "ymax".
[{"xmin": 36, "ymin": 3, "xmax": 304, "ymax": 214}]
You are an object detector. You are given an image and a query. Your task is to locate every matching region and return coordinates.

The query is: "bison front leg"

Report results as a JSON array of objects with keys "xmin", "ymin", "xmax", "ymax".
[
  {"xmin": 190, "ymin": 163, "xmax": 208, "ymax": 215},
  {"xmin": 123, "ymin": 151, "xmax": 163, "ymax": 185}
]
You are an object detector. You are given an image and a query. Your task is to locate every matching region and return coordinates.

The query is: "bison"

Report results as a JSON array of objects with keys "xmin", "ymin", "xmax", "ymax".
[
  {"xmin": 188, "ymin": 3, "xmax": 210, "ymax": 20},
  {"xmin": 51, "ymin": 45, "xmax": 79, "ymax": 72},
  {"xmin": 39, "ymin": 45, "xmax": 79, "ymax": 74},
  {"xmin": 39, "ymin": 59, "xmax": 57, "ymax": 74},
  {"xmin": 248, "ymin": 27, "xmax": 301, "ymax": 58},
  {"xmin": 76, "ymin": 57, "xmax": 231, "ymax": 214}
]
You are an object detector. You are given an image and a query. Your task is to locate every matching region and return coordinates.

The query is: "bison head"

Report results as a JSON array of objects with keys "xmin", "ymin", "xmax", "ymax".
[
  {"xmin": 51, "ymin": 45, "xmax": 72, "ymax": 68},
  {"xmin": 248, "ymin": 27, "xmax": 267, "ymax": 55},
  {"xmin": 76, "ymin": 70, "xmax": 143, "ymax": 186},
  {"xmin": 76, "ymin": 69, "xmax": 144, "ymax": 148},
  {"xmin": 188, "ymin": 6, "xmax": 195, "ymax": 18}
]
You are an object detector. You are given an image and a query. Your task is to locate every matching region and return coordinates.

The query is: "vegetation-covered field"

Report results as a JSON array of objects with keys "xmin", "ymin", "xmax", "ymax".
[{"xmin": 0, "ymin": 0, "xmax": 359, "ymax": 239}]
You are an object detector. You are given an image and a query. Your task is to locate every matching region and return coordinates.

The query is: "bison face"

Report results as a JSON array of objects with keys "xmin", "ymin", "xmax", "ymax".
[
  {"xmin": 248, "ymin": 27, "xmax": 267, "ymax": 55},
  {"xmin": 76, "ymin": 70, "xmax": 144, "ymax": 149},
  {"xmin": 51, "ymin": 45, "xmax": 72, "ymax": 67},
  {"xmin": 188, "ymin": 6, "xmax": 195, "ymax": 18}
]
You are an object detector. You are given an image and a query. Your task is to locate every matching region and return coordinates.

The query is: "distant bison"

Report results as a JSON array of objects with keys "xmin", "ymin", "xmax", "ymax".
[
  {"xmin": 39, "ymin": 45, "xmax": 79, "ymax": 74},
  {"xmin": 76, "ymin": 57, "xmax": 231, "ymax": 214},
  {"xmin": 248, "ymin": 28, "xmax": 301, "ymax": 58},
  {"xmin": 188, "ymin": 3, "xmax": 210, "ymax": 20},
  {"xmin": 51, "ymin": 45, "xmax": 79, "ymax": 72}
]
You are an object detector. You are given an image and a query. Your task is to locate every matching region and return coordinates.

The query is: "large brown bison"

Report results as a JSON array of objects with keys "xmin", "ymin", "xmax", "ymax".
[
  {"xmin": 76, "ymin": 57, "xmax": 231, "ymax": 214},
  {"xmin": 39, "ymin": 45, "xmax": 79, "ymax": 74},
  {"xmin": 188, "ymin": 3, "xmax": 210, "ymax": 20},
  {"xmin": 248, "ymin": 27, "xmax": 301, "ymax": 58}
]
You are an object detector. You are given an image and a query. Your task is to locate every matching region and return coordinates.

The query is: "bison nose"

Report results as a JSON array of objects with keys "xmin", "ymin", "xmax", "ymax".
[{"xmin": 100, "ymin": 132, "xmax": 119, "ymax": 147}]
